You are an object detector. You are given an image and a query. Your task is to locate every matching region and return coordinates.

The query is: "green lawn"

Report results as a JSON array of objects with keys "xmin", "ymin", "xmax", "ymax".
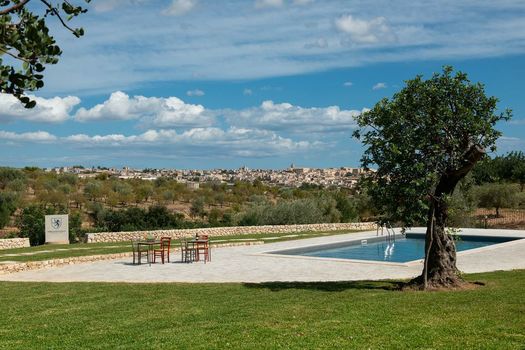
[
  {"xmin": 1, "ymin": 270, "xmax": 524, "ymax": 349},
  {"xmin": 0, "ymin": 229, "xmax": 361, "ymax": 263}
]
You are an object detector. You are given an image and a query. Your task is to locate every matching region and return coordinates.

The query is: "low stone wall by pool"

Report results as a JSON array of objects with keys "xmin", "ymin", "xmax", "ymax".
[
  {"xmin": 0, "ymin": 238, "xmax": 30, "ymax": 250},
  {"xmin": 86, "ymin": 222, "xmax": 376, "ymax": 244}
]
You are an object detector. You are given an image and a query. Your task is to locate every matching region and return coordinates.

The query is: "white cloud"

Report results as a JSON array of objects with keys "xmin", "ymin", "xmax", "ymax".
[
  {"xmin": 0, "ymin": 94, "xmax": 80, "ymax": 123},
  {"xmin": 225, "ymin": 100, "xmax": 364, "ymax": 134},
  {"xmin": 304, "ymin": 38, "xmax": 328, "ymax": 49},
  {"xmin": 0, "ymin": 130, "xmax": 57, "ymax": 142},
  {"xmin": 0, "ymin": 127, "xmax": 312, "ymax": 158},
  {"xmin": 62, "ymin": 127, "xmax": 313, "ymax": 157},
  {"xmin": 93, "ymin": 0, "xmax": 148, "ymax": 12},
  {"xmin": 372, "ymin": 82, "xmax": 387, "ymax": 90},
  {"xmin": 74, "ymin": 91, "xmax": 214, "ymax": 128},
  {"xmin": 37, "ymin": 1, "xmax": 525, "ymax": 94},
  {"xmin": 243, "ymin": 89, "xmax": 253, "ymax": 96},
  {"xmin": 186, "ymin": 89, "xmax": 205, "ymax": 97},
  {"xmin": 293, "ymin": 0, "xmax": 313, "ymax": 5},
  {"xmin": 343, "ymin": 81, "xmax": 353, "ymax": 87},
  {"xmin": 163, "ymin": 0, "xmax": 197, "ymax": 16},
  {"xmin": 335, "ymin": 15, "xmax": 396, "ymax": 44},
  {"xmin": 75, "ymin": 91, "xmax": 157, "ymax": 121},
  {"xmin": 255, "ymin": 0, "xmax": 283, "ymax": 9},
  {"xmin": 148, "ymin": 99, "xmax": 212, "ymax": 128}
]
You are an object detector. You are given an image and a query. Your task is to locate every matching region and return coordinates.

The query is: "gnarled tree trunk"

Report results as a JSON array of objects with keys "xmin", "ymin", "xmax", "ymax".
[{"xmin": 411, "ymin": 145, "xmax": 485, "ymax": 289}]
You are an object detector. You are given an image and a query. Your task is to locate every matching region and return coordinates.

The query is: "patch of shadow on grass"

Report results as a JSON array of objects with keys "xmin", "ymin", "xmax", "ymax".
[{"xmin": 243, "ymin": 280, "xmax": 404, "ymax": 292}]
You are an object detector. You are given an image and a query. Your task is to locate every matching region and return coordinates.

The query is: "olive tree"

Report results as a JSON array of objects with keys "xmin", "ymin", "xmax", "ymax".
[
  {"xmin": 476, "ymin": 183, "xmax": 517, "ymax": 217},
  {"xmin": 1, "ymin": 0, "xmax": 90, "ymax": 107},
  {"xmin": 353, "ymin": 67, "xmax": 511, "ymax": 289}
]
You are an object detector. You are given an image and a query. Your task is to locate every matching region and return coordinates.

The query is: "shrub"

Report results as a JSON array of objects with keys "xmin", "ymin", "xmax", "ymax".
[
  {"xmin": 238, "ymin": 198, "xmax": 337, "ymax": 226},
  {"xmin": 17, "ymin": 205, "xmax": 57, "ymax": 245},
  {"xmin": 91, "ymin": 205, "xmax": 186, "ymax": 232},
  {"xmin": 0, "ymin": 191, "xmax": 19, "ymax": 228}
]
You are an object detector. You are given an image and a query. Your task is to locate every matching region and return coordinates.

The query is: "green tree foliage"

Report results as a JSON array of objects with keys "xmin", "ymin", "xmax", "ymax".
[
  {"xmin": 446, "ymin": 175, "xmax": 477, "ymax": 227},
  {"xmin": 0, "ymin": 0, "xmax": 90, "ymax": 107},
  {"xmin": 238, "ymin": 198, "xmax": 337, "ymax": 226},
  {"xmin": 511, "ymin": 156, "xmax": 525, "ymax": 192},
  {"xmin": 83, "ymin": 180, "xmax": 103, "ymax": 201},
  {"xmin": 476, "ymin": 183, "xmax": 518, "ymax": 217},
  {"xmin": 0, "ymin": 191, "xmax": 19, "ymax": 228},
  {"xmin": 353, "ymin": 66, "xmax": 511, "ymax": 289},
  {"xmin": 472, "ymin": 151, "xmax": 525, "ymax": 187},
  {"xmin": 333, "ymin": 191, "xmax": 359, "ymax": 222},
  {"xmin": 91, "ymin": 205, "xmax": 186, "ymax": 232},
  {"xmin": 17, "ymin": 204, "xmax": 65, "ymax": 245},
  {"xmin": 69, "ymin": 210, "xmax": 82, "ymax": 242},
  {"xmin": 0, "ymin": 167, "xmax": 25, "ymax": 189},
  {"xmin": 190, "ymin": 197, "xmax": 206, "ymax": 219}
]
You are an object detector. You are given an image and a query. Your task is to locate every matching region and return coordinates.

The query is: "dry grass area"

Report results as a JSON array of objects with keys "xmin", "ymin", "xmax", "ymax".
[{"xmin": 473, "ymin": 208, "xmax": 525, "ymax": 229}]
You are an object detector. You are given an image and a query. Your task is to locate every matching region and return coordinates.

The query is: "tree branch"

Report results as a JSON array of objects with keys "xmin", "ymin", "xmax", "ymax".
[
  {"xmin": 0, "ymin": 0, "xmax": 32, "ymax": 15},
  {"xmin": 0, "ymin": 47, "xmax": 32, "ymax": 62},
  {"xmin": 39, "ymin": 0, "xmax": 79, "ymax": 36},
  {"xmin": 435, "ymin": 144, "xmax": 485, "ymax": 196}
]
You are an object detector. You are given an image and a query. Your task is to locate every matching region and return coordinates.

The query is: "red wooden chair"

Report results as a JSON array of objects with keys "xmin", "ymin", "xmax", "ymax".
[
  {"xmin": 195, "ymin": 234, "xmax": 211, "ymax": 263},
  {"xmin": 153, "ymin": 237, "xmax": 171, "ymax": 264}
]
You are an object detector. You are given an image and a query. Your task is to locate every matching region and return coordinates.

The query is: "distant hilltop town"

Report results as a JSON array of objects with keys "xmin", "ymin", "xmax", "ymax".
[{"xmin": 45, "ymin": 164, "xmax": 373, "ymax": 189}]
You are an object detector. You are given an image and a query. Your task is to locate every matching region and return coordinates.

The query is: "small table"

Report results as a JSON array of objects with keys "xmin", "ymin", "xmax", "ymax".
[{"xmin": 137, "ymin": 240, "xmax": 160, "ymax": 265}]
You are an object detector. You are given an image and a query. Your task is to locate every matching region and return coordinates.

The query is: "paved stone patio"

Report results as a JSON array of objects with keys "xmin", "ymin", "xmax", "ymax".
[{"xmin": 1, "ymin": 228, "xmax": 524, "ymax": 283}]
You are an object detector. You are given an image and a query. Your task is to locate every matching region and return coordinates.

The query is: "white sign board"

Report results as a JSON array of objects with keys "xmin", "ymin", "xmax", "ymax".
[{"xmin": 45, "ymin": 214, "xmax": 69, "ymax": 244}]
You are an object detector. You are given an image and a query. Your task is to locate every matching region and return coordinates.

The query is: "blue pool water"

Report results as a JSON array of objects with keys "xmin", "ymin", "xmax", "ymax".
[{"xmin": 287, "ymin": 235, "xmax": 517, "ymax": 263}]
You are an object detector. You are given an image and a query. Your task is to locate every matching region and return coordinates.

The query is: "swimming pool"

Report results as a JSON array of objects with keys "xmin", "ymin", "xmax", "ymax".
[{"xmin": 271, "ymin": 234, "xmax": 519, "ymax": 263}]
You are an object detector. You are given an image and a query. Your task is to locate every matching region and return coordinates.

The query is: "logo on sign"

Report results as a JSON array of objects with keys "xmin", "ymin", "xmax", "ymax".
[{"xmin": 51, "ymin": 218, "xmax": 62, "ymax": 230}]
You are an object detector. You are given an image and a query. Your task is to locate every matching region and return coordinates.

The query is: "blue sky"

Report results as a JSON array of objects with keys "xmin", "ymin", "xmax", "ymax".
[{"xmin": 1, "ymin": 0, "xmax": 524, "ymax": 169}]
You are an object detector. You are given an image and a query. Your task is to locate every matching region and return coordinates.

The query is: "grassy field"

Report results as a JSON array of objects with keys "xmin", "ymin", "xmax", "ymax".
[
  {"xmin": 0, "ymin": 270, "xmax": 523, "ymax": 349},
  {"xmin": 0, "ymin": 229, "xmax": 361, "ymax": 263}
]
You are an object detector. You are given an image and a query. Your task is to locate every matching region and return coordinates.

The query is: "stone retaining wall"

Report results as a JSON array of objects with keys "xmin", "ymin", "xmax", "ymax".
[
  {"xmin": 0, "ymin": 238, "xmax": 30, "ymax": 250},
  {"xmin": 86, "ymin": 222, "xmax": 376, "ymax": 243},
  {"xmin": 0, "ymin": 241, "xmax": 263, "ymax": 275}
]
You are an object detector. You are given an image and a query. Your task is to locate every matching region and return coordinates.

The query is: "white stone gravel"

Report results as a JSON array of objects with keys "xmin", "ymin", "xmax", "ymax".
[{"xmin": 1, "ymin": 228, "xmax": 524, "ymax": 283}]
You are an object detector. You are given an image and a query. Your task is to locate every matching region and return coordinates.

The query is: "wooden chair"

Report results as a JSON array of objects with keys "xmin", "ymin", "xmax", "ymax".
[
  {"xmin": 153, "ymin": 237, "xmax": 171, "ymax": 264},
  {"xmin": 131, "ymin": 240, "xmax": 148, "ymax": 265},
  {"xmin": 180, "ymin": 238, "xmax": 196, "ymax": 263},
  {"xmin": 195, "ymin": 234, "xmax": 211, "ymax": 263}
]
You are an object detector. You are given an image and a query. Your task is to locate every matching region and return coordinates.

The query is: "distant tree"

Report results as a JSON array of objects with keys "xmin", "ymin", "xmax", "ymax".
[
  {"xmin": 238, "ymin": 198, "xmax": 330, "ymax": 226},
  {"xmin": 446, "ymin": 175, "xmax": 477, "ymax": 227},
  {"xmin": 208, "ymin": 208, "xmax": 222, "ymax": 226},
  {"xmin": 59, "ymin": 173, "xmax": 78, "ymax": 186},
  {"xmin": 333, "ymin": 191, "xmax": 358, "ymax": 222},
  {"xmin": 510, "ymin": 153, "xmax": 525, "ymax": 191},
  {"xmin": 161, "ymin": 190, "xmax": 176, "ymax": 204},
  {"xmin": 472, "ymin": 151, "xmax": 525, "ymax": 185},
  {"xmin": 353, "ymin": 66, "xmax": 511, "ymax": 289},
  {"xmin": 135, "ymin": 183, "xmax": 154, "ymax": 204},
  {"xmin": 5, "ymin": 178, "xmax": 26, "ymax": 193},
  {"xmin": 146, "ymin": 205, "xmax": 183, "ymax": 229},
  {"xmin": 83, "ymin": 180, "xmax": 103, "ymax": 201},
  {"xmin": 476, "ymin": 183, "xmax": 518, "ymax": 217},
  {"xmin": 0, "ymin": 167, "xmax": 25, "ymax": 189},
  {"xmin": 70, "ymin": 190, "xmax": 85, "ymax": 209},
  {"xmin": 190, "ymin": 197, "xmax": 206, "ymax": 219},
  {"xmin": 112, "ymin": 181, "xmax": 134, "ymax": 205},
  {"xmin": 0, "ymin": 191, "xmax": 19, "ymax": 228},
  {"xmin": 1, "ymin": 1, "xmax": 90, "ymax": 107}
]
